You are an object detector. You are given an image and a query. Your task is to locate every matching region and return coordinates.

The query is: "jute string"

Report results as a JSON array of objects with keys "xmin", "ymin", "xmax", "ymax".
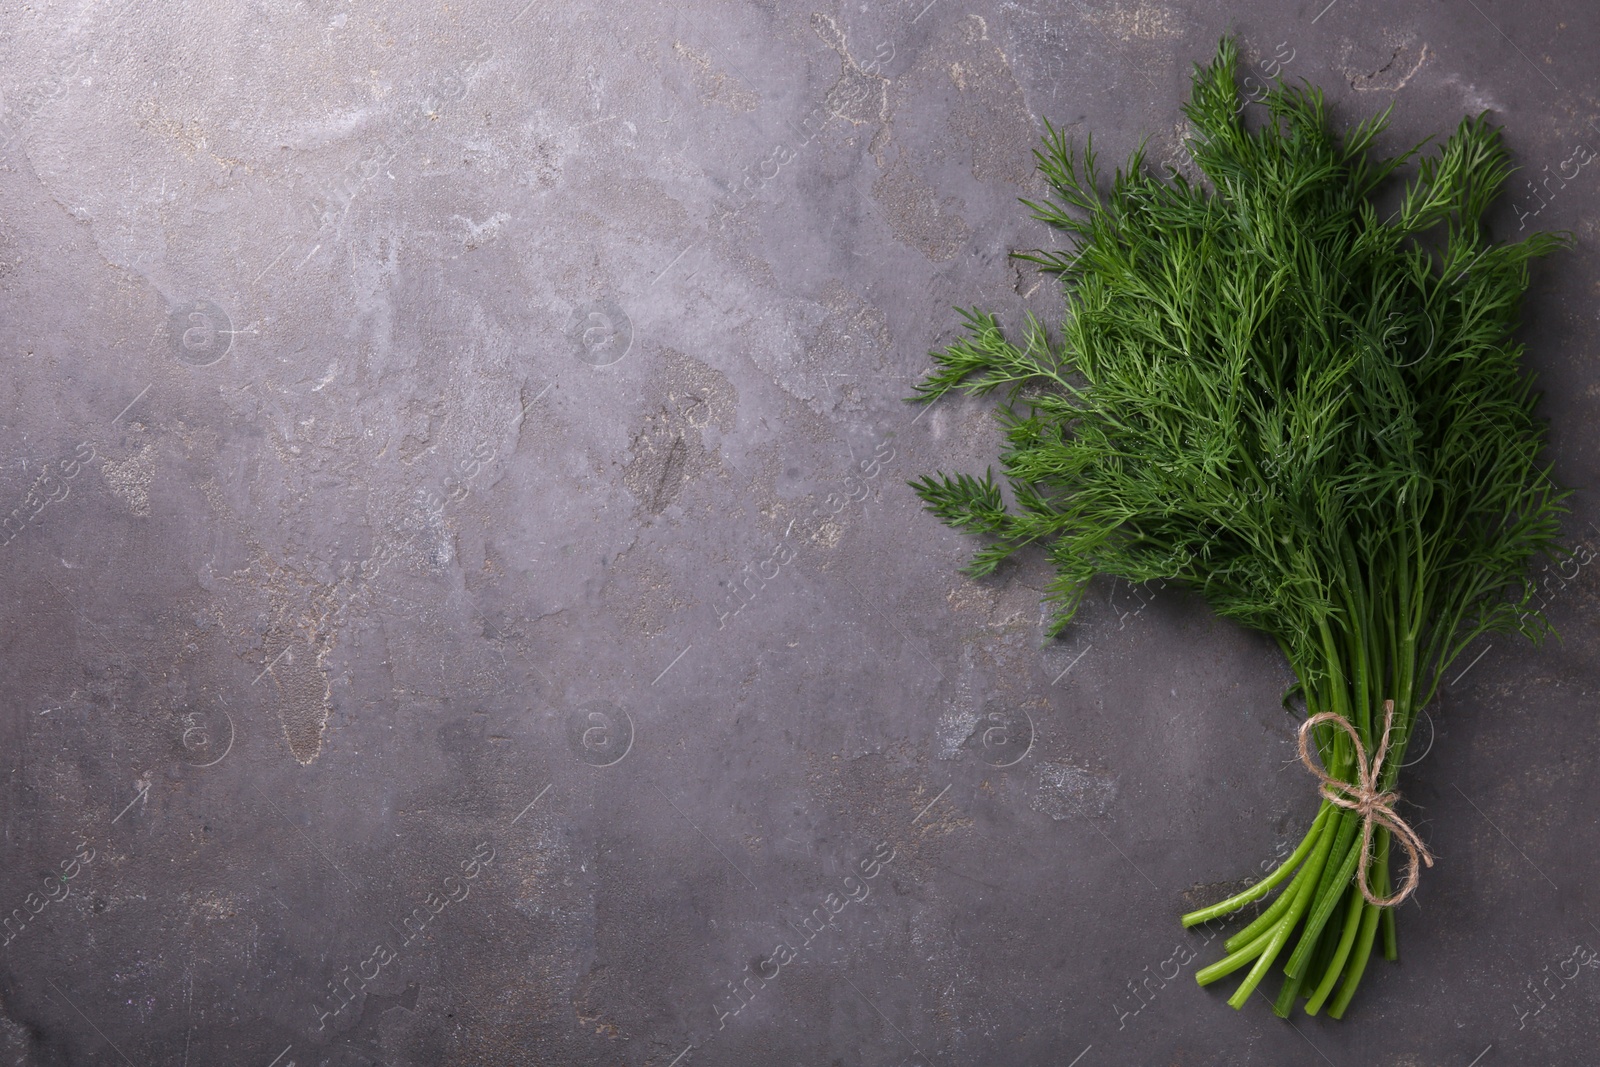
[{"xmin": 1296, "ymin": 699, "xmax": 1433, "ymax": 907}]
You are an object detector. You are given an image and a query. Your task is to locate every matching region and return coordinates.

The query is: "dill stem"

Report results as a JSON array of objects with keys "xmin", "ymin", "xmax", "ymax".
[
  {"xmin": 1327, "ymin": 900, "xmax": 1381, "ymax": 1019},
  {"xmin": 1219, "ymin": 811, "xmax": 1333, "ymax": 952},
  {"xmin": 1181, "ymin": 805, "xmax": 1331, "ymax": 928},
  {"xmin": 1195, "ymin": 926, "xmax": 1274, "ymax": 986},
  {"xmin": 1272, "ymin": 958, "xmax": 1308, "ymax": 1018},
  {"xmin": 1327, "ymin": 837, "xmax": 1391, "ymax": 1019},
  {"xmin": 1376, "ymin": 830, "xmax": 1399, "ymax": 961},
  {"xmin": 1303, "ymin": 882, "xmax": 1366, "ymax": 1014},
  {"xmin": 1225, "ymin": 808, "xmax": 1340, "ymax": 1008},
  {"xmin": 1284, "ymin": 814, "xmax": 1364, "ymax": 979},
  {"xmin": 1338, "ymin": 534, "xmax": 1374, "ymax": 746}
]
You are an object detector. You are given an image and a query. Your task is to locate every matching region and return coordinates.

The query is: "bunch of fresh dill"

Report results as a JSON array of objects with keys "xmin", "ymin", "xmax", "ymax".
[{"xmin": 910, "ymin": 37, "xmax": 1571, "ymax": 1018}]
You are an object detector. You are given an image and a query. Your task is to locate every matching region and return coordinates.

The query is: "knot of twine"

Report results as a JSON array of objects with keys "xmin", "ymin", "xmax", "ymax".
[{"xmin": 1296, "ymin": 699, "xmax": 1434, "ymax": 907}]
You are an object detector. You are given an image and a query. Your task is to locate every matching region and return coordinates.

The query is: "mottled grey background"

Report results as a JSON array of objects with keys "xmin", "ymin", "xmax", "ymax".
[{"xmin": 0, "ymin": 1, "xmax": 1597, "ymax": 1064}]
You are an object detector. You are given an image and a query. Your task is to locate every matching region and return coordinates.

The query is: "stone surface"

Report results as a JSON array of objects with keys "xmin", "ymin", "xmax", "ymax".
[{"xmin": 0, "ymin": 1, "xmax": 1597, "ymax": 1064}]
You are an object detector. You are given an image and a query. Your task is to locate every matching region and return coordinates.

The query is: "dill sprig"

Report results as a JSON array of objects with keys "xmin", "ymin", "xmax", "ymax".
[{"xmin": 911, "ymin": 37, "xmax": 1571, "ymax": 1018}]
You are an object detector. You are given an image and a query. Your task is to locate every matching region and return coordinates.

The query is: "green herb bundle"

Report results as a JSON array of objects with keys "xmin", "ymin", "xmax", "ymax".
[{"xmin": 910, "ymin": 38, "xmax": 1571, "ymax": 1018}]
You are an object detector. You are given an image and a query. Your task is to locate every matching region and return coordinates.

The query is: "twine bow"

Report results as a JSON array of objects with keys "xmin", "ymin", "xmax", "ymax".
[{"xmin": 1296, "ymin": 699, "xmax": 1434, "ymax": 907}]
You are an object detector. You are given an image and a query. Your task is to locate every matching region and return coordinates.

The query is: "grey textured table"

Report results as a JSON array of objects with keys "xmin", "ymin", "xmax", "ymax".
[{"xmin": 1, "ymin": 2, "xmax": 1597, "ymax": 1065}]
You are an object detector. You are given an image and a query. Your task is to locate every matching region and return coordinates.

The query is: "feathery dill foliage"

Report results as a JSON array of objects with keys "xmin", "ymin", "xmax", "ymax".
[{"xmin": 911, "ymin": 38, "xmax": 1570, "ymax": 1018}]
